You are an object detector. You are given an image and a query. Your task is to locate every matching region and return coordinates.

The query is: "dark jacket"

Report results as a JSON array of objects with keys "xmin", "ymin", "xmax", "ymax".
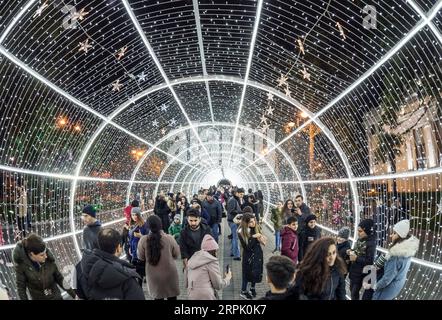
[
  {"xmin": 79, "ymin": 248, "xmax": 145, "ymax": 300},
  {"xmin": 12, "ymin": 241, "xmax": 75, "ymax": 300},
  {"xmin": 280, "ymin": 226, "xmax": 299, "ymax": 263},
  {"xmin": 261, "ymin": 287, "xmax": 299, "ymax": 300},
  {"xmin": 296, "ymin": 203, "xmax": 311, "ymax": 231},
  {"xmin": 83, "ymin": 220, "xmax": 102, "ymax": 250},
  {"xmin": 298, "ymin": 226, "xmax": 321, "ymax": 261},
  {"xmin": 227, "ymin": 196, "xmax": 242, "ymax": 222},
  {"xmin": 179, "ymin": 223, "xmax": 213, "ymax": 260},
  {"xmin": 337, "ymin": 241, "xmax": 351, "ymax": 273},
  {"xmin": 203, "ymin": 199, "xmax": 223, "ymax": 226},
  {"xmin": 295, "ymin": 265, "xmax": 346, "ymax": 300},
  {"xmin": 238, "ymin": 227, "xmax": 264, "ymax": 283},
  {"xmin": 349, "ymin": 234, "xmax": 376, "ymax": 282},
  {"xmin": 154, "ymin": 198, "xmax": 171, "ymax": 216}
]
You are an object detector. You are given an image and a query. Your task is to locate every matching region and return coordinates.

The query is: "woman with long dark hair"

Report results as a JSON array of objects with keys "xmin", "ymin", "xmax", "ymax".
[
  {"xmin": 238, "ymin": 213, "xmax": 266, "ymax": 300},
  {"xmin": 294, "ymin": 237, "xmax": 346, "ymax": 300},
  {"xmin": 137, "ymin": 215, "xmax": 180, "ymax": 300},
  {"xmin": 282, "ymin": 199, "xmax": 295, "ymax": 223}
]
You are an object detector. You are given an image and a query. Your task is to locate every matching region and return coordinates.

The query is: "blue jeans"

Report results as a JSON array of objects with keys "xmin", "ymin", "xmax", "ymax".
[
  {"xmin": 229, "ymin": 222, "xmax": 240, "ymax": 258},
  {"xmin": 275, "ymin": 230, "xmax": 281, "ymax": 250},
  {"xmin": 211, "ymin": 223, "xmax": 220, "ymax": 242},
  {"xmin": 241, "ymin": 277, "xmax": 256, "ymax": 292}
]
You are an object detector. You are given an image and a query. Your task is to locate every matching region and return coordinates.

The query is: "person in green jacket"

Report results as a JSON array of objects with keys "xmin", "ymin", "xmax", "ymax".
[
  {"xmin": 13, "ymin": 233, "xmax": 76, "ymax": 300},
  {"xmin": 168, "ymin": 214, "xmax": 183, "ymax": 243},
  {"xmin": 270, "ymin": 201, "xmax": 284, "ymax": 253}
]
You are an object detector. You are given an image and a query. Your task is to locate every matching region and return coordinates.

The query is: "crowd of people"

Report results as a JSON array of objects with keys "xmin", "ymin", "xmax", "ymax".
[{"xmin": 3, "ymin": 185, "xmax": 420, "ymax": 301}]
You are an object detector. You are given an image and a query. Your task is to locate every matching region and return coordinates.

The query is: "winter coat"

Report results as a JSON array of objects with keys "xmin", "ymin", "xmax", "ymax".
[
  {"xmin": 373, "ymin": 236, "xmax": 419, "ymax": 300},
  {"xmin": 238, "ymin": 227, "xmax": 264, "ymax": 283},
  {"xmin": 82, "ymin": 220, "xmax": 102, "ymax": 251},
  {"xmin": 179, "ymin": 223, "xmax": 213, "ymax": 260},
  {"xmin": 203, "ymin": 199, "xmax": 223, "ymax": 226},
  {"xmin": 295, "ymin": 265, "xmax": 346, "ymax": 300},
  {"xmin": 185, "ymin": 250, "xmax": 230, "ymax": 300},
  {"xmin": 298, "ymin": 226, "xmax": 321, "ymax": 261},
  {"xmin": 13, "ymin": 241, "xmax": 75, "ymax": 300},
  {"xmin": 280, "ymin": 226, "xmax": 299, "ymax": 263},
  {"xmin": 270, "ymin": 208, "xmax": 284, "ymax": 231},
  {"xmin": 79, "ymin": 248, "xmax": 144, "ymax": 300},
  {"xmin": 227, "ymin": 196, "xmax": 242, "ymax": 222},
  {"xmin": 261, "ymin": 288, "xmax": 299, "ymax": 300},
  {"xmin": 129, "ymin": 222, "xmax": 149, "ymax": 262},
  {"xmin": 168, "ymin": 222, "xmax": 182, "ymax": 241},
  {"xmin": 154, "ymin": 198, "xmax": 171, "ymax": 217},
  {"xmin": 296, "ymin": 203, "xmax": 311, "ymax": 231},
  {"xmin": 337, "ymin": 240, "xmax": 351, "ymax": 273},
  {"xmin": 349, "ymin": 234, "xmax": 376, "ymax": 282},
  {"xmin": 137, "ymin": 231, "xmax": 180, "ymax": 299}
]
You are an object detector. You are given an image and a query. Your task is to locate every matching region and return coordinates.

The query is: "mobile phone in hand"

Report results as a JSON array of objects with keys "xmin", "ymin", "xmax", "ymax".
[{"xmin": 226, "ymin": 264, "xmax": 230, "ymax": 273}]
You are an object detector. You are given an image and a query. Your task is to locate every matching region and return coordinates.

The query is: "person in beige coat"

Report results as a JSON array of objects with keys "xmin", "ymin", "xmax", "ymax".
[
  {"xmin": 137, "ymin": 215, "xmax": 180, "ymax": 300},
  {"xmin": 185, "ymin": 234, "xmax": 232, "ymax": 300}
]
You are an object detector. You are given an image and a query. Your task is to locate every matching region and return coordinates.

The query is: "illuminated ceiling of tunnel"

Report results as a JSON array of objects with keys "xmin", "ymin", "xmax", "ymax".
[{"xmin": 1, "ymin": 0, "xmax": 442, "ymax": 299}]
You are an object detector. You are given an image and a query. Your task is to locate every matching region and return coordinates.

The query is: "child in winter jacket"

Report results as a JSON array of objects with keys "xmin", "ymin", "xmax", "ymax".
[
  {"xmin": 168, "ymin": 215, "xmax": 183, "ymax": 242},
  {"xmin": 298, "ymin": 214, "xmax": 321, "ymax": 261},
  {"xmin": 280, "ymin": 216, "xmax": 299, "ymax": 264},
  {"xmin": 336, "ymin": 226, "xmax": 351, "ymax": 273}
]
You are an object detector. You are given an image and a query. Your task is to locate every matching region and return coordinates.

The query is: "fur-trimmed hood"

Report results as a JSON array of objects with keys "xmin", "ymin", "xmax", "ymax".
[{"xmin": 387, "ymin": 236, "xmax": 419, "ymax": 259}]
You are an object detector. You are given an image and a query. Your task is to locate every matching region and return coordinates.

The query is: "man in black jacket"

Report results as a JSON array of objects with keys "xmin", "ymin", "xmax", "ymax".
[
  {"xmin": 227, "ymin": 188, "xmax": 244, "ymax": 260},
  {"xmin": 294, "ymin": 195, "xmax": 311, "ymax": 232},
  {"xmin": 179, "ymin": 209, "xmax": 213, "ymax": 270},
  {"xmin": 77, "ymin": 228, "xmax": 145, "ymax": 300},
  {"xmin": 203, "ymin": 192, "xmax": 223, "ymax": 242},
  {"xmin": 348, "ymin": 219, "xmax": 376, "ymax": 300}
]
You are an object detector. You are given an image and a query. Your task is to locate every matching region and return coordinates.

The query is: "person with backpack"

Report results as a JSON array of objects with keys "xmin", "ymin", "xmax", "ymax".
[{"xmin": 203, "ymin": 192, "xmax": 223, "ymax": 242}]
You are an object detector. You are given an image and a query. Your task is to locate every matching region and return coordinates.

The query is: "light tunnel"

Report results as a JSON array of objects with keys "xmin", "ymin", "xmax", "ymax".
[{"xmin": 1, "ymin": 0, "xmax": 442, "ymax": 300}]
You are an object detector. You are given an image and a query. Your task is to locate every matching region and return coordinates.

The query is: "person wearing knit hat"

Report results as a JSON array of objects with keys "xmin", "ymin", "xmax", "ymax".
[
  {"xmin": 348, "ymin": 218, "xmax": 376, "ymax": 300},
  {"xmin": 298, "ymin": 214, "xmax": 321, "ymax": 262},
  {"xmin": 185, "ymin": 234, "xmax": 232, "ymax": 300},
  {"xmin": 358, "ymin": 218, "xmax": 375, "ymax": 236},
  {"xmin": 366, "ymin": 219, "xmax": 419, "ymax": 300},
  {"xmin": 81, "ymin": 205, "xmax": 102, "ymax": 251},
  {"xmin": 168, "ymin": 214, "xmax": 183, "ymax": 242},
  {"xmin": 338, "ymin": 226, "xmax": 351, "ymax": 240},
  {"xmin": 393, "ymin": 219, "xmax": 410, "ymax": 238}
]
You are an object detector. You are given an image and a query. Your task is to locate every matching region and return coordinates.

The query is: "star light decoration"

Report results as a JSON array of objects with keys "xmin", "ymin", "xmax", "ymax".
[
  {"xmin": 78, "ymin": 39, "xmax": 92, "ymax": 53},
  {"xmin": 160, "ymin": 104, "xmax": 169, "ymax": 112},
  {"xmin": 297, "ymin": 38, "xmax": 305, "ymax": 55},
  {"xmin": 152, "ymin": 119, "xmax": 159, "ymax": 127},
  {"xmin": 111, "ymin": 79, "xmax": 123, "ymax": 92},
  {"xmin": 301, "ymin": 66, "xmax": 311, "ymax": 81},
  {"xmin": 336, "ymin": 22, "xmax": 346, "ymax": 40},
  {"xmin": 116, "ymin": 46, "xmax": 128, "ymax": 60},
  {"xmin": 137, "ymin": 71, "xmax": 146, "ymax": 82},
  {"xmin": 33, "ymin": 1, "xmax": 49, "ymax": 18},
  {"xmin": 73, "ymin": 8, "xmax": 89, "ymax": 22}
]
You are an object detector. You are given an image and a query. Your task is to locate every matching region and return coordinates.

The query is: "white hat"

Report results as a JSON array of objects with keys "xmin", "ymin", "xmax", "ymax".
[{"xmin": 393, "ymin": 219, "xmax": 410, "ymax": 238}]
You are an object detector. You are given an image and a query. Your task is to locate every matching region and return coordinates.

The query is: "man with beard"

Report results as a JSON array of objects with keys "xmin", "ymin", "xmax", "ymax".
[{"xmin": 179, "ymin": 209, "xmax": 213, "ymax": 271}]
